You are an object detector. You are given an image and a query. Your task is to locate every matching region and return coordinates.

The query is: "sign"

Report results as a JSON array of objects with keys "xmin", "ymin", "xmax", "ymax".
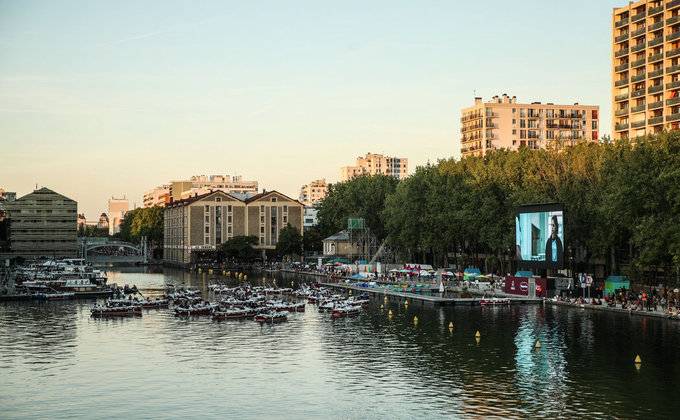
[
  {"xmin": 505, "ymin": 276, "xmax": 530, "ymax": 296},
  {"xmin": 585, "ymin": 275, "xmax": 593, "ymax": 287}
]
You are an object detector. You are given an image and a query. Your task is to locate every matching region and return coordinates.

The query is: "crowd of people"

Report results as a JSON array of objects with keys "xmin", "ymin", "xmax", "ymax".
[{"xmin": 553, "ymin": 287, "xmax": 680, "ymax": 317}]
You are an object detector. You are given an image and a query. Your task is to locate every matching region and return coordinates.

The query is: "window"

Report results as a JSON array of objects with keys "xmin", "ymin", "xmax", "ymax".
[
  {"xmin": 592, "ymin": 121, "xmax": 598, "ymax": 129},
  {"xmin": 260, "ymin": 216, "xmax": 264, "ymax": 223},
  {"xmin": 547, "ymin": 130, "xmax": 554, "ymax": 139},
  {"xmin": 520, "ymin": 130, "xmax": 527, "ymax": 139},
  {"xmin": 205, "ymin": 226, "xmax": 209, "ymax": 234},
  {"xmin": 283, "ymin": 216, "xmax": 288, "ymax": 223},
  {"xmin": 261, "ymin": 226, "xmax": 265, "ymax": 233},
  {"xmin": 205, "ymin": 236, "xmax": 210, "ymax": 244},
  {"xmin": 216, "ymin": 197, "xmax": 221, "ymax": 202},
  {"xmin": 260, "ymin": 205, "xmax": 264, "ymax": 212},
  {"xmin": 228, "ymin": 205, "xmax": 232, "ymax": 212},
  {"xmin": 205, "ymin": 205, "xmax": 209, "ymax": 213},
  {"xmin": 283, "ymin": 205, "xmax": 287, "ymax": 212},
  {"xmin": 520, "ymin": 119, "xmax": 526, "ymax": 128},
  {"xmin": 205, "ymin": 216, "xmax": 209, "ymax": 223},
  {"xmin": 512, "ymin": 119, "xmax": 516, "ymax": 124},
  {"xmin": 512, "ymin": 129, "xmax": 516, "ymax": 135},
  {"xmin": 228, "ymin": 226, "xmax": 232, "ymax": 234},
  {"xmin": 228, "ymin": 215, "xmax": 232, "ymax": 223},
  {"xmin": 271, "ymin": 197, "xmax": 277, "ymax": 202},
  {"xmin": 512, "ymin": 108, "xmax": 516, "ymax": 113},
  {"xmin": 520, "ymin": 108, "xmax": 526, "ymax": 117}
]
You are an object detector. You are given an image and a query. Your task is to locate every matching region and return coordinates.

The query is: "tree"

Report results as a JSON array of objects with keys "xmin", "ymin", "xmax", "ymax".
[
  {"xmin": 303, "ymin": 225, "xmax": 324, "ymax": 254},
  {"xmin": 118, "ymin": 207, "xmax": 164, "ymax": 244},
  {"xmin": 221, "ymin": 236, "xmax": 259, "ymax": 261},
  {"xmin": 276, "ymin": 223, "xmax": 303, "ymax": 258}
]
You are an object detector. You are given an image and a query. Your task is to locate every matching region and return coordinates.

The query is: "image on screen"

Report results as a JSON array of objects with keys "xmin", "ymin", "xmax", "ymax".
[{"xmin": 515, "ymin": 203, "xmax": 564, "ymax": 270}]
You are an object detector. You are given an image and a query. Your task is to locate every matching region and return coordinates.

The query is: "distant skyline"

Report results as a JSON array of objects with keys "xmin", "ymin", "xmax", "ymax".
[{"xmin": 1, "ymin": 0, "xmax": 622, "ymax": 218}]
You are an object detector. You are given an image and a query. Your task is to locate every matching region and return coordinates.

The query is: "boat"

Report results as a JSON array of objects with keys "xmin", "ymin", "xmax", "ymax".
[
  {"xmin": 479, "ymin": 297, "xmax": 510, "ymax": 306},
  {"xmin": 60, "ymin": 278, "xmax": 113, "ymax": 299},
  {"xmin": 212, "ymin": 308, "xmax": 247, "ymax": 320},
  {"xmin": 174, "ymin": 303, "xmax": 219, "ymax": 316},
  {"xmin": 91, "ymin": 305, "xmax": 142, "ymax": 317},
  {"xmin": 255, "ymin": 311, "xmax": 288, "ymax": 323},
  {"xmin": 331, "ymin": 304, "xmax": 361, "ymax": 318},
  {"xmin": 123, "ymin": 285, "xmax": 139, "ymax": 294}
]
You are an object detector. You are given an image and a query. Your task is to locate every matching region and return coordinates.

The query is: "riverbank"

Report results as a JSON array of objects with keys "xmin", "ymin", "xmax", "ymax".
[{"xmin": 545, "ymin": 298, "xmax": 680, "ymax": 320}]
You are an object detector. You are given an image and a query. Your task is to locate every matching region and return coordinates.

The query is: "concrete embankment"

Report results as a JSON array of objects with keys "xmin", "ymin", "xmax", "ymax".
[{"xmin": 545, "ymin": 299, "xmax": 680, "ymax": 321}]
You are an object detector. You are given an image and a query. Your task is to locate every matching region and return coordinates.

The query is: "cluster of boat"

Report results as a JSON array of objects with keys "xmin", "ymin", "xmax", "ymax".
[
  {"xmin": 89, "ymin": 283, "xmax": 370, "ymax": 322},
  {"xmin": 13, "ymin": 259, "xmax": 113, "ymax": 300}
]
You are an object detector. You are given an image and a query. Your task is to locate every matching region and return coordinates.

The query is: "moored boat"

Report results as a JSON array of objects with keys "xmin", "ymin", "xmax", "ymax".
[
  {"xmin": 255, "ymin": 311, "xmax": 288, "ymax": 323},
  {"xmin": 91, "ymin": 305, "xmax": 142, "ymax": 317},
  {"xmin": 480, "ymin": 297, "xmax": 510, "ymax": 306}
]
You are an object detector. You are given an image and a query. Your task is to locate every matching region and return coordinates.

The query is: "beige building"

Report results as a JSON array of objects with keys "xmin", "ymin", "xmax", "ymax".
[
  {"xmin": 146, "ymin": 175, "xmax": 258, "ymax": 209},
  {"xmin": 163, "ymin": 190, "xmax": 303, "ymax": 265},
  {"xmin": 143, "ymin": 184, "xmax": 170, "ymax": 207},
  {"xmin": 461, "ymin": 95, "xmax": 600, "ymax": 158},
  {"xmin": 0, "ymin": 187, "xmax": 77, "ymax": 259},
  {"xmin": 340, "ymin": 153, "xmax": 408, "ymax": 182},
  {"xmin": 322, "ymin": 231, "xmax": 361, "ymax": 258},
  {"xmin": 298, "ymin": 179, "xmax": 328, "ymax": 207},
  {"xmin": 108, "ymin": 197, "xmax": 129, "ymax": 235},
  {"xmin": 612, "ymin": 1, "xmax": 680, "ymax": 139}
]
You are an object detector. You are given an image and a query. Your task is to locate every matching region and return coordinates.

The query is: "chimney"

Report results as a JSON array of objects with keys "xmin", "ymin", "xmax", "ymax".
[
  {"xmin": 502, "ymin": 93, "xmax": 509, "ymax": 103},
  {"xmin": 474, "ymin": 97, "xmax": 482, "ymax": 105},
  {"xmin": 511, "ymin": 96, "xmax": 517, "ymax": 104}
]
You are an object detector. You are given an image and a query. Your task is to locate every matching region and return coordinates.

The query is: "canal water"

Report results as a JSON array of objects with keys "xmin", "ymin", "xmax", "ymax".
[{"xmin": 1, "ymin": 267, "xmax": 679, "ymax": 419}]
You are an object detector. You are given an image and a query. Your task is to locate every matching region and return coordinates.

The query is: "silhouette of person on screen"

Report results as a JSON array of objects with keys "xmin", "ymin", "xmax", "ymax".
[{"xmin": 545, "ymin": 215, "xmax": 563, "ymax": 265}]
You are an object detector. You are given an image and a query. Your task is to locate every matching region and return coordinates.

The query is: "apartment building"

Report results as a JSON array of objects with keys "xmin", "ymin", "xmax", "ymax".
[
  {"xmin": 340, "ymin": 153, "xmax": 408, "ymax": 182},
  {"xmin": 461, "ymin": 95, "xmax": 599, "ymax": 158},
  {"xmin": 145, "ymin": 175, "xmax": 258, "ymax": 208},
  {"xmin": 612, "ymin": 1, "xmax": 680, "ymax": 139},
  {"xmin": 0, "ymin": 187, "xmax": 77, "ymax": 259},
  {"xmin": 108, "ymin": 197, "xmax": 129, "ymax": 235},
  {"xmin": 163, "ymin": 190, "xmax": 303, "ymax": 265},
  {"xmin": 298, "ymin": 179, "xmax": 328, "ymax": 207}
]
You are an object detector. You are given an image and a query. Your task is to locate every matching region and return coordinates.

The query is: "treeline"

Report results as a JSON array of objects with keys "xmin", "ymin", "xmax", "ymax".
[
  {"xmin": 316, "ymin": 132, "xmax": 680, "ymax": 283},
  {"xmin": 118, "ymin": 206, "xmax": 164, "ymax": 244}
]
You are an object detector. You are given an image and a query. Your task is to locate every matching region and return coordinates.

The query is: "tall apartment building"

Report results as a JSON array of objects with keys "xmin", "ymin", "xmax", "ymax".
[
  {"xmin": 145, "ymin": 175, "xmax": 258, "ymax": 207},
  {"xmin": 461, "ymin": 95, "xmax": 599, "ymax": 158},
  {"xmin": 0, "ymin": 187, "xmax": 77, "ymax": 259},
  {"xmin": 612, "ymin": 1, "xmax": 680, "ymax": 139},
  {"xmin": 108, "ymin": 197, "xmax": 129, "ymax": 235},
  {"xmin": 298, "ymin": 179, "xmax": 328, "ymax": 207},
  {"xmin": 163, "ymin": 190, "xmax": 303, "ymax": 265},
  {"xmin": 340, "ymin": 153, "xmax": 408, "ymax": 182}
]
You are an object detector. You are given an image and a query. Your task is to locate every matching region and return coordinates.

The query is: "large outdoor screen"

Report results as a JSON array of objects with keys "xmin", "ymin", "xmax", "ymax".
[{"xmin": 515, "ymin": 203, "xmax": 564, "ymax": 270}]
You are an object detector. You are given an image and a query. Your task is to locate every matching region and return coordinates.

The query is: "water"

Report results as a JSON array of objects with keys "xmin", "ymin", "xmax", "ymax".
[{"xmin": 1, "ymin": 267, "xmax": 680, "ymax": 419}]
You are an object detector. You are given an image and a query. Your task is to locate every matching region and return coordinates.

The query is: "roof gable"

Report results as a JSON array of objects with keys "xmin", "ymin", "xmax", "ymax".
[{"xmin": 245, "ymin": 190, "xmax": 302, "ymax": 205}]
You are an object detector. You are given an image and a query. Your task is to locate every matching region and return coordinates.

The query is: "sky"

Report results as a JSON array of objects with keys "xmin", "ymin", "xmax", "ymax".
[{"xmin": 1, "ymin": 0, "xmax": 623, "ymax": 219}]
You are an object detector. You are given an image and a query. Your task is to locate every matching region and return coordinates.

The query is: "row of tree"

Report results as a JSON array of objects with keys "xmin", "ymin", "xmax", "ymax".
[{"xmin": 314, "ymin": 132, "xmax": 680, "ymax": 284}]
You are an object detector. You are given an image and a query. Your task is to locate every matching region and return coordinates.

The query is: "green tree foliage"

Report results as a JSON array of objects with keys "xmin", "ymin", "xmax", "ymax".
[
  {"xmin": 315, "ymin": 132, "xmax": 680, "ymax": 283},
  {"xmin": 302, "ymin": 225, "xmax": 324, "ymax": 254},
  {"xmin": 221, "ymin": 235, "xmax": 259, "ymax": 261},
  {"xmin": 276, "ymin": 223, "xmax": 302, "ymax": 258},
  {"xmin": 118, "ymin": 206, "xmax": 164, "ymax": 244},
  {"xmin": 315, "ymin": 174, "xmax": 398, "ymax": 240},
  {"xmin": 77, "ymin": 224, "xmax": 109, "ymax": 237}
]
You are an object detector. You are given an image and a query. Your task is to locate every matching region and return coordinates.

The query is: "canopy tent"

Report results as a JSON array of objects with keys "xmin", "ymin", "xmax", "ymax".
[
  {"xmin": 328, "ymin": 258, "xmax": 350, "ymax": 264},
  {"xmin": 514, "ymin": 270, "xmax": 535, "ymax": 277},
  {"xmin": 463, "ymin": 268, "xmax": 482, "ymax": 280}
]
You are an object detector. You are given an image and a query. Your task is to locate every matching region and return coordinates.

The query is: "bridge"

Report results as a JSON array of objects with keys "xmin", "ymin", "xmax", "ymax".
[{"xmin": 81, "ymin": 240, "xmax": 148, "ymax": 264}]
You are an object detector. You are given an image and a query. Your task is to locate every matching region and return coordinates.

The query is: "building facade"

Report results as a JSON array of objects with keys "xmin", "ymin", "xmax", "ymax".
[
  {"xmin": 612, "ymin": 1, "xmax": 680, "ymax": 139},
  {"xmin": 461, "ymin": 95, "xmax": 600, "ymax": 158},
  {"xmin": 163, "ymin": 190, "xmax": 303, "ymax": 266},
  {"xmin": 0, "ymin": 187, "xmax": 77, "ymax": 259},
  {"xmin": 298, "ymin": 179, "xmax": 328, "ymax": 207},
  {"xmin": 108, "ymin": 197, "xmax": 129, "ymax": 235},
  {"xmin": 145, "ymin": 175, "xmax": 258, "ymax": 209},
  {"xmin": 340, "ymin": 153, "xmax": 408, "ymax": 182}
]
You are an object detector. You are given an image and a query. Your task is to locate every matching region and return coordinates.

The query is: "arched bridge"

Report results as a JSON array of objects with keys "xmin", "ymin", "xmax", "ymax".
[{"xmin": 82, "ymin": 241, "xmax": 148, "ymax": 264}]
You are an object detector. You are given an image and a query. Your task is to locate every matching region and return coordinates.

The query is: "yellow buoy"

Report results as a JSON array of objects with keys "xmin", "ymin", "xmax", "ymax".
[
  {"xmin": 380, "ymin": 304, "xmax": 384, "ymax": 309},
  {"xmin": 448, "ymin": 322, "xmax": 453, "ymax": 329},
  {"xmin": 388, "ymin": 310, "xmax": 393, "ymax": 316},
  {"xmin": 384, "ymin": 296, "xmax": 388, "ymax": 302},
  {"xmin": 222, "ymin": 270, "xmax": 226, "ymax": 275},
  {"xmin": 209, "ymin": 269, "xmax": 213, "ymax": 274},
  {"xmin": 475, "ymin": 331, "xmax": 481, "ymax": 338},
  {"xmin": 349, "ymin": 290, "xmax": 352, "ymax": 295},
  {"xmin": 404, "ymin": 300, "xmax": 408, "ymax": 306},
  {"xmin": 244, "ymin": 275, "xmax": 247, "ymax": 281},
  {"xmin": 635, "ymin": 355, "xmax": 642, "ymax": 364},
  {"xmin": 291, "ymin": 281, "xmax": 294, "ymax": 287},
  {"xmin": 414, "ymin": 316, "xmax": 418, "ymax": 324},
  {"xmin": 535, "ymin": 341, "xmax": 541, "ymax": 348},
  {"xmin": 227, "ymin": 271, "xmax": 230, "ymax": 277},
  {"xmin": 198, "ymin": 268, "xmax": 202, "ymax": 273}
]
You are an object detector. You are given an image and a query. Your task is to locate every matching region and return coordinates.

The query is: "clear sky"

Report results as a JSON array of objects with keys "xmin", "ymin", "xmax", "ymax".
[{"xmin": 1, "ymin": 0, "xmax": 622, "ymax": 218}]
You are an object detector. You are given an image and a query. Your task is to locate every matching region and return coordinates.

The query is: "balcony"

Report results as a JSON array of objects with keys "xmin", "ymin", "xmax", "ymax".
[
  {"xmin": 631, "ymin": 57, "xmax": 646, "ymax": 67},
  {"xmin": 649, "ymin": 36, "xmax": 664, "ymax": 47},
  {"xmin": 648, "ymin": 100, "xmax": 663, "ymax": 109},
  {"xmin": 649, "ymin": 5, "xmax": 664, "ymax": 16},
  {"xmin": 668, "ymin": 31, "xmax": 680, "ymax": 42},
  {"xmin": 648, "ymin": 68, "xmax": 664, "ymax": 78},
  {"xmin": 648, "ymin": 84, "xmax": 663, "ymax": 93},
  {"xmin": 615, "ymin": 108, "xmax": 629, "ymax": 116},
  {"xmin": 632, "ymin": 89, "xmax": 646, "ymax": 98},
  {"xmin": 667, "ymin": 48, "xmax": 680, "ymax": 58},
  {"xmin": 648, "ymin": 116, "xmax": 664, "ymax": 125},
  {"xmin": 632, "ymin": 74, "xmax": 646, "ymax": 82},
  {"xmin": 631, "ymin": 120, "xmax": 646, "ymax": 128},
  {"xmin": 616, "ymin": 48, "xmax": 630, "ymax": 58},
  {"xmin": 632, "ymin": 11, "xmax": 646, "ymax": 22},
  {"xmin": 668, "ymin": 15, "xmax": 680, "ymax": 25},
  {"xmin": 616, "ymin": 63, "xmax": 630, "ymax": 73},
  {"xmin": 648, "ymin": 52, "xmax": 664, "ymax": 63},
  {"xmin": 667, "ymin": 113, "xmax": 680, "ymax": 122},
  {"xmin": 650, "ymin": 21, "xmax": 665, "ymax": 31},
  {"xmin": 668, "ymin": 80, "xmax": 680, "ymax": 89},
  {"xmin": 631, "ymin": 42, "xmax": 646, "ymax": 52},
  {"xmin": 615, "ymin": 32, "xmax": 629, "ymax": 43},
  {"xmin": 668, "ymin": 64, "xmax": 680, "ymax": 74},
  {"xmin": 631, "ymin": 104, "xmax": 646, "ymax": 113},
  {"xmin": 631, "ymin": 27, "xmax": 646, "ymax": 37},
  {"xmin": 670, "ymin": 0, "xmax": 680, "ymax": 10},
  {"xmin": 666, "ymin": 97, "xmax": 680, "ymax": 106},
  {"xmin": 616, "ymin": 18, "xmax": 629, "ymax": 28},
  {"xmin": 615, "ymin": 93, "xmax": 630, "ymax": 101},
  {"xmin": 615, "ymin": 123, "xmax": 629, "ymax": 131},
  {"xmin": 615, "ymin": 78, "xmax": 629, "ymax": 87}
]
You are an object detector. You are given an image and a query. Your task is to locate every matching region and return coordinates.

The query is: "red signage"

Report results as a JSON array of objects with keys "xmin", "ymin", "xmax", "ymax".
[{"xmin": 505, "ymin": 276, "xmax": 529, "ymax": 296}]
